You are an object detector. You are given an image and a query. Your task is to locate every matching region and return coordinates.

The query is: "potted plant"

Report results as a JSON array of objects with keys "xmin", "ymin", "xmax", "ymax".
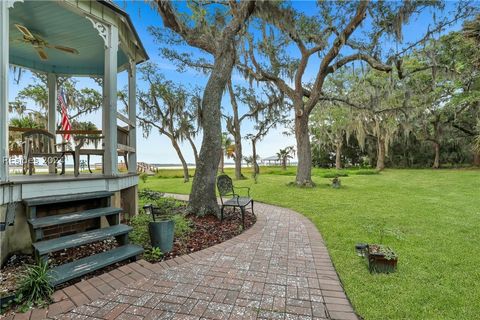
[
  {"xmin": 143, "ymin": 204, "xmax": 175, "ymax": 253},
  {"xmin": 367, "ymin": 244, "xmax": 398, "ymax": 273}
]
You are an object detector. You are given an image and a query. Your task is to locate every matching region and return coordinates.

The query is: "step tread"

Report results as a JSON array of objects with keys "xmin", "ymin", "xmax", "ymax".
[
  {"xmin": 34, "ymin": 224, "xmax": 132, "ymax": 256},
  {"xmin": 49, "ymin": 244, "xmax": 143, "ymax": 286},
  {"xmin": 24, "ymin": 191, "xmax": 114, "ymax": 207},
  {"xmin": 28, "ymin": 207, "xmax": 122, "ymax": 229}
]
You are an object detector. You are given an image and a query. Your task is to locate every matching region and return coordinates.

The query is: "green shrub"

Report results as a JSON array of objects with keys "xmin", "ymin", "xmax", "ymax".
[
  {"xmin": 351, "ymin": 169, "xmax": 379, "ymax": 175},
  {"xmin": 16, "ymin": 260, "xmax": 54, "ymax": 310},
  {"xmin": 139, "ymin": 189, "xmax": 164, "ymax": 202},
  {"xmin": 323, "ymin": 171, "xmax": 349, "ymax": 178},
  {"xmin": 128, "ymin": 213, "xmax": 151, "ymax": 247},
  {"xmin": 143, "ymin": 247, "xmax": 163, "ymax": 262},
  {"xmin": 152, "ymin": 197, "xmax": 184, "ymax": 215},
  {"xmin": 171, "ymin": 214, "xmax": 193, "ymax": 238},
  {"xmin": 139, "ymin": 173, "xmax": 148, "ymax": 183}
]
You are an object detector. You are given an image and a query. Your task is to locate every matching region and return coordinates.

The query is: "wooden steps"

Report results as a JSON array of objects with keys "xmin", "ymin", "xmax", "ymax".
[
  {"xmin": 24, "ymin": 191, "xmax": 114, "ymax": 207},
  {"xmin": 23, "ymin": 191, "xmax": 143, "ymax": 287},
  {"xmin": 33, "ymin": 224, "xmax": 132, "ymax": 256},
  {"xmin": 49, "ymin": 244, "xmax": 143, "ymax": 286},
  {"xmin": 28, "ymin": 207, "xmax": 122, "ymax": 229}
]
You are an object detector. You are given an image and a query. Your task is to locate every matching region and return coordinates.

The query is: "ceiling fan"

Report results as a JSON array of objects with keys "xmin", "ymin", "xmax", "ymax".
[{"xmin": 14, "ymin": 24, "xmax": 79, "ymax": 61}]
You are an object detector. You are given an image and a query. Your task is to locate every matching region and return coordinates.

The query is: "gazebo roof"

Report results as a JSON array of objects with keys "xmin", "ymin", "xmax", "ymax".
[
  {"xmin": 263, "ymin": 156, "xmax": 280, "ymax": 161},
  {"xmin": 9, "ymin": 0, "xmax": 148, "ymax": 76}
]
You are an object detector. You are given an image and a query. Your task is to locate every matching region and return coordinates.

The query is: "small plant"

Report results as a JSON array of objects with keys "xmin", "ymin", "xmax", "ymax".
[
  {"xmin": 171, "ymin": 214, "xmax": 193, "ymax": 238},
  {"xmin": 370, "ymin": 245, "xmax": 397, "ymax": 260},
  {"xmin": 139, "ymin": 189, "xmax": 164, "ymax": 202},
  {"xmin": 331, "ymin": 176, "xmax": 341, "ymax": 188},
  {"xmin": 367, "ymin": 244, "xmax": 398, "ymax": 274},
  {"xmin": 139, "ymin": 173, "xmax": 148, "ymax": 183},
  {"xmin": 16, "ymin": 260, "xmax": 54, "ymax": 310},
  {"xmin": 143, "ymin": 247, "xmax": 163, "ymax": 262},
  {"xmin": 152, "ymin": 197, "xmax": 184, "ymax": 216},
  {"xmin": 129, "ymin": 213, "xmax": 152, "ymax": 247}
]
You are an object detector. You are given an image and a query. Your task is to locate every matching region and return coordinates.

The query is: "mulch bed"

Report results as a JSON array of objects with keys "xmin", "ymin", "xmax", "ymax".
[
  {"xmin": 163, "ymin": 208, "xmax": 256, "ymax": 261},
  {"xmin": 0, "ymin": 208, "xmax": 256, "ymax": 301}
]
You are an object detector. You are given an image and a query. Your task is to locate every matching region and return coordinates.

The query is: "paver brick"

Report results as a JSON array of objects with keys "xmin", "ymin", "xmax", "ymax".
[{"xmin": 51, "ymin": 199, "xmax": 358, "ymax": 319}]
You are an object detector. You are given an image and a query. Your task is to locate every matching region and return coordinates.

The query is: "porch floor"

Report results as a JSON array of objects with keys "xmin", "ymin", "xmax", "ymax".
[{"xmin": 9, "ymin": 173, "xmax": 136, "ymax": 185}]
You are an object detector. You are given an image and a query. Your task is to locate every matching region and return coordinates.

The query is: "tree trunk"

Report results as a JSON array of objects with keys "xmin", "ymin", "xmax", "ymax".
[
  {"xmin": 252, "ymin": 139, "xmax": 259, "ymax": 176},
  {"xmin": 233, "ymin": 131, "xmax": 243, "ymax": 179},
  {"xmin": 376, "ymin": 138, "xmax": 386, "ymax": 171},
  {"xmin": 474, "ymin": 152, "xmax": 480, "ymax": 167},
  {"xmin": 431, "ymin": 121, "xmax": 441, "ymax": 169},
  {"xmin": 220, "ymin": 151, "xmax": 225, "ymax": 173},
  {"xmin": 432, "ymin": 141, "xmax": 440, "ymax": 169},
  {"xmin": 282, "ymin": 158, "xmax": 287, "ymax": 170},
  {"xmin": 295, "ymin": 109, "xmax": 313, "ymax": 186},
  {"xmin": 188, "ymin": 46, "xmax": 235, "ymax": 216},
  {"xmin": 227, "ymin": 79, "xmax": 244, "ymax": 180},
  {"xmin": 335, "ymin": 141, "xmax": 343, "ymax": 170},
  {"xmin": 187, "ymin": 136, "xmax": 199, "ymax": 166},
  {"xmin": 171, "ymin": 139, "xmax": 189, "ymax": 182}
]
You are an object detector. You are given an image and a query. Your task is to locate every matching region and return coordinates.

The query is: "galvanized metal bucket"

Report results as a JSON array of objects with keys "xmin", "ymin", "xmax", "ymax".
[{"xmin": 148, "ymin": 220, "xmax": 174, "ymax": 253}]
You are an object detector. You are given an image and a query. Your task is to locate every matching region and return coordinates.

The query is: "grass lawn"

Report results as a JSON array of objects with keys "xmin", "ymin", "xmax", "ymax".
[{"xmin": 140, "ymin": 168, "xmax": 480, "ymax": 320}]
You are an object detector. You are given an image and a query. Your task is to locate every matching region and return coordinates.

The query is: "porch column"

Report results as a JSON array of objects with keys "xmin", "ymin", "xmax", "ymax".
[
  {"xmin": 128, "ymin": 60, "xmax": 137, "ymax": 174},
  {"xmin": 0, "ymin": 1, "xmax": 10, "ymax": 182},
  {"xmin": 47, "ymin": 73, "xmax": 57, "ymax": 174},
  {"xmin": 102, "ymin": 25, "xmax": 118, "ymax": 176}
]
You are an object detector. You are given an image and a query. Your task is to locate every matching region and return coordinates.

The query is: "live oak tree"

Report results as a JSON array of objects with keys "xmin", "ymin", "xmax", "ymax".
[
  {"xmin": 225, "ymin": 82, "xmax": 285, "ymax": 179},
  {"xmin": 225, "ymin": 81, "xmax": 264, "ymax": 179},
  {"xmin": 310, "ymin": 106, "xmax": 354, "ymax": 170},
  {"xmin": 464, "ymin": 15, "xmax": 480, "ymax": 166},
  {"xmin": 9, "ymin": 73, "xmax": 102, "ymax": 153},
  {"xmin": 310, "ymin": 72, "xmax": 359, "ymax": 169},
  {"xmin": 10, "ymin": 74, "xmax": 102, "ymax": 125},
  {"xmin": 353, "ymin": 72, "xmax": 408, "ymax": 171},
  {"xmin": 243, "ymin": 84, "xmax": 287, "ymax": 178},
  {"xmin": 318, "ymin": 68, "xmax": 412, "ymax": 171},
  {"xmin": 152, "ymin": 0, "xmax": 256, "ymax": 216},
  {"xmin": 406, "ymin": 31, "xmax": 480, "ymax": 168},
  {"xmin": 136, "ymin": 63, "xmax": 200, "ymax": 183},
  {"xmin": 238, "ymin": 0, "xmax": 472, "ymax": 185}
]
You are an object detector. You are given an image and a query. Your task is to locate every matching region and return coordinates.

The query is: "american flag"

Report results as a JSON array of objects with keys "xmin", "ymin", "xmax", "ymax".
[{"xmin": 58, "ymin": 89, "xmax": 71, "ymax": 141}]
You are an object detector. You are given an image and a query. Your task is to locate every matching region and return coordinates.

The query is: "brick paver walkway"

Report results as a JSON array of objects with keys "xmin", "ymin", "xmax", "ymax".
[{"xmin": 6, "ymin": 197, "xmax": 358, "ymax": 320}]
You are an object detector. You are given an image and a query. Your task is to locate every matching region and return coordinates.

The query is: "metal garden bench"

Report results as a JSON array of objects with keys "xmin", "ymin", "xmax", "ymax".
[{"xmin": 216, "ymin": 174, "xmax": 254, "ymax": 229}]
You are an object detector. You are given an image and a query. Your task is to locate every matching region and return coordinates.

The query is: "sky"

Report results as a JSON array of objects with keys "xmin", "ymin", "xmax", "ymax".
[{"xmin": 7, "ymin": 0, "xmax": 470, "ymax": 165}]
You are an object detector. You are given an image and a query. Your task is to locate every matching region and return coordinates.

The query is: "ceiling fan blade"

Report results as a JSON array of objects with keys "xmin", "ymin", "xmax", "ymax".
[
  {"xmin": 49, "ymin": 45, "xmax": 79, "ymax": 55},
  {"xmin": 15, "ymin": 24, "xmax": 35, "ymax": 40},
  {"xmin": 34, "ymin": 47, "xmax": 48, "ymax": 61},
  {"xmin": 11, "ymin": 38, "xmax": 27, "ymax": 44}
]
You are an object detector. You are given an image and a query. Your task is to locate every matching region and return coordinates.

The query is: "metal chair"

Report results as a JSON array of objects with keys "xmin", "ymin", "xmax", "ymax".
[
  {"xmin": 216, "ymin": 174, "xmax": 254, "ymax": 229},
  {"xmin": 21, "ymin": 129, "xmax": 66, "ymax": 175}
]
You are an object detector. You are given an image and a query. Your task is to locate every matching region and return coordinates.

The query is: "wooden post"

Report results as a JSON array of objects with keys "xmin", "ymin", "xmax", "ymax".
[
  {"xmin": 102, "ymin": 24, "xmax": 118, "ymax": 176},
  {"xmin": 47, "ymin": 73, "xmax": 57, "ymax": 174},
  {"xmin": 0, "ymin": 1, "xmax": 9, "ymax": 182},
  {"xmin": 128, "ymin": 60, "xmax": 137, "ymax": 174}
]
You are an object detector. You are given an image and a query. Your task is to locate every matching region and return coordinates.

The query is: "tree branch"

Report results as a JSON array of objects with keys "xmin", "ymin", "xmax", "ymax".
[
  {"xmin": 327, "ymin": 53, "xmax": 392, "ymax": 74},
  {"xmin": 154, "ymin": 0, "xmax": 216, "ymax": 54},
  {"xmin": 307, "ymin": 0, "xmax": 369, "ymax": 113}
]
